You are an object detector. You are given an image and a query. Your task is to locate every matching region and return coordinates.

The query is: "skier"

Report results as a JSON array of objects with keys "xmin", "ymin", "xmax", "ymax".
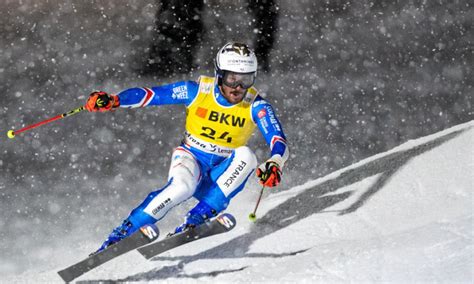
[{"xmin": 85, "ymin": 42, "xmax": 289, "ymax": 254}]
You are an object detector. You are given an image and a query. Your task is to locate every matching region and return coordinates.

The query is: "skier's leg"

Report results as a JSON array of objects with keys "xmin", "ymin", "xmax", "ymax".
[
  {"xmin": 96, "ymin": 147, "xmax": 201, "ymax": 252},
  {"xmin": 174, "ymin": 146, "xmax": 257, "ymax": 233},
  {"xmin": 127, "ymin": 147, "xmax": 201, "ymax": 225},
  {"xmin": 206, "ymin": 146, "xmax": 258, "ymax": 211}
]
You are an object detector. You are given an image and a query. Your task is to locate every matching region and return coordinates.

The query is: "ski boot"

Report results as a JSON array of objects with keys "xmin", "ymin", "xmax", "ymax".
[
  {"xmin": 91, "ymin": 219, "xmax": 137, "ymax": 255},
  {"xmin": 171, "ymin": 201, "xmax": 218, "ymax": 236}
]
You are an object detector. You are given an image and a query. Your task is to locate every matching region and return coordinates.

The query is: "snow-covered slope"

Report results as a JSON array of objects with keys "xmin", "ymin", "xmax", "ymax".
[{"xmin": 8, "ymin": 121, "xmax": 473, "ymax": 283}]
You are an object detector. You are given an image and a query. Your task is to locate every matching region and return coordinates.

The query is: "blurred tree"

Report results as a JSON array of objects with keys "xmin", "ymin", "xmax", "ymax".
[
  {"xmin": 248, "ymin": 0, "xmax": 278, "ymax": 72},
  {"xmin": 144, "ymin": 0, "xmax": 204, "ymax": 77},
  {"xmin": 144, "ymin": 0, "xmax": 279, "ymax": 77}
]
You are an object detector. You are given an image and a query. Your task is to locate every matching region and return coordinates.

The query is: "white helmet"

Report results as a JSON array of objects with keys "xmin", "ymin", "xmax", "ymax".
[{"xmin": 215, "ymin": 42, "xmax": 258, "ymax": 78}]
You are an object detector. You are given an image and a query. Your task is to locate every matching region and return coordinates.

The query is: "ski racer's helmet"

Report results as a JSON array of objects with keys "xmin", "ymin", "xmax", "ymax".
[{"xmin": 215, "ymin": 42, "xmax": 258, "ymax": 88}]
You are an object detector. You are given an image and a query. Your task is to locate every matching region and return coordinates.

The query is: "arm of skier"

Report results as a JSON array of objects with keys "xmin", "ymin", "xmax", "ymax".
[
  {"xmin": 252, "ymin": 96, "xmax": 289, "ymax": 187},
  {"xmin": 84, "ymin": 81, "xmax": 199, "ymax": 111}
]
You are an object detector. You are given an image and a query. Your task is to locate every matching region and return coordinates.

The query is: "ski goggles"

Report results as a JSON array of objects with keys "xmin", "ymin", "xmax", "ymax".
[{"xmin": 222, "ymin": 71, "xmax": 256, "ymax": 89}]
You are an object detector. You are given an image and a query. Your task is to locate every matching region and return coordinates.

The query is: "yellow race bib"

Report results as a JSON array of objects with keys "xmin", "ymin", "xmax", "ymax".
[{"xmin": 185, "ymin": 76, "xmax": 257, "ymax": 148}]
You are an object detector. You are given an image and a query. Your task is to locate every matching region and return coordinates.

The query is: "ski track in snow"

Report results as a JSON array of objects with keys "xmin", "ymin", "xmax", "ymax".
[{"xmin": 5, "ymin": 122, "xmax": 473, "ymax": 283}]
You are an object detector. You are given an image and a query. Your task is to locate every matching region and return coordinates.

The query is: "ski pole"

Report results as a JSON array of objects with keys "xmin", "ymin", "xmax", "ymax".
[
  {"xmin": 7, "ymin": 106, "xmax": 85, "ymax": 139},
  {"xmin": 248, "ymin": 185, "xmax": 265, "ymax": 222}
]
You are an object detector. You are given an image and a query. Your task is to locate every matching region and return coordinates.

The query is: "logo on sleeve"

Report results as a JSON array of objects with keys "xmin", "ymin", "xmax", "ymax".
[{"xmin": 172, "ymin": 85, "xmax": 189, "ymax": 100}]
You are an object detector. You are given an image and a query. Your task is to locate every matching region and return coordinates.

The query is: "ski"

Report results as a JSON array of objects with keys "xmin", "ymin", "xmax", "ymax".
[
  {"xmin": 57, "ymin": 214, "xmax": 236, "ymax": 282},
  {"xmin": 137, "ymin": 213, "xmax": 236, "ymax": 259},
  {"xmin": 57, "ymin": 223, "xmax": 159, "ymax": 282}
]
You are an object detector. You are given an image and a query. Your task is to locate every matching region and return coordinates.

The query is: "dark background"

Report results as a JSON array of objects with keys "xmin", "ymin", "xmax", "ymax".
[{"xmin": 0, "ymin": 0, "xmax": 472, "ymax": 274}]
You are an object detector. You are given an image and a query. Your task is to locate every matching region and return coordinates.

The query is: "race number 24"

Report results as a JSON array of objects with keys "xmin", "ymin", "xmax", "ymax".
[{"xmin": 200, "ymin": 127, "xmax": 233, "ymax": 143}]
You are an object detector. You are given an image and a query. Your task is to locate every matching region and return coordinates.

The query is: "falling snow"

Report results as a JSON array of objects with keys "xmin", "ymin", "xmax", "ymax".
[{"xmin": 0, "ymin": 0, "xmax": 472, "ymax": 281}]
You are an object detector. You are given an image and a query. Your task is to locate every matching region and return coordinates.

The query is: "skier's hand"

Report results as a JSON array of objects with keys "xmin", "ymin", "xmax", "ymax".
[
  {"xmin": 85, "ymin": 91, "xmax": 119, "ymax": 112},
  {"xmin": 256, "ymin": 161, "xmax": 282, "ymax": 187}
]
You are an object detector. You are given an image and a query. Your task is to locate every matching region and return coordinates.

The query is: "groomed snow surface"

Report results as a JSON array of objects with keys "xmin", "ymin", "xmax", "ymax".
[{"xmin": 7, "ymin": 121, "xmax": 474, "ymax": 283}]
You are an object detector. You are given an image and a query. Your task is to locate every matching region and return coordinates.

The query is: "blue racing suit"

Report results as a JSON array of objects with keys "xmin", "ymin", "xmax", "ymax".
[{"xmin": 109, "ymin": 76, "xmax": 289, "ymax": 234}]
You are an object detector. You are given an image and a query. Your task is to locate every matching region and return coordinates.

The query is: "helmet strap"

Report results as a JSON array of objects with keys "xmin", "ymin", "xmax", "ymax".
[{"xmin": 215, "ymin": 69, "xmax": 224, "ymax": 86}]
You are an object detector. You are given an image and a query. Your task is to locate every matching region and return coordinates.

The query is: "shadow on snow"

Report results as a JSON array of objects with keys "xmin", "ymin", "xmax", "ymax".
[{"xmin": 86, "ymin": 128, "xmax": 467, "ymax": 282}]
